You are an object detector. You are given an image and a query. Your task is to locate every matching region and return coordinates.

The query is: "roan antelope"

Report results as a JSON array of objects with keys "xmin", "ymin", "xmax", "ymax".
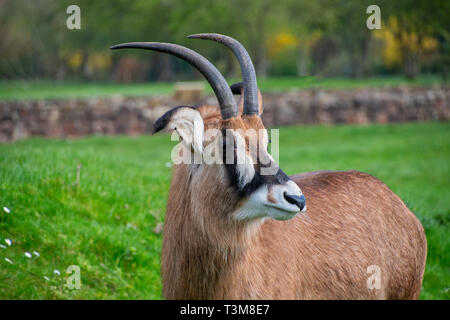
[{"xmin": 111, "ymin": 34, "xmax": 427, "ymax": 299}]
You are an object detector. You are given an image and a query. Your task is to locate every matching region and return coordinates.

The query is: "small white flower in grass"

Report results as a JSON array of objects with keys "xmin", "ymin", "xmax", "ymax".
[
  {"xmin": 5, "ymin": 239, "xmax": 12, "ymax": 246},
  {"xmin": 33, "ymin": 251, "xmax": 40, "ymax": 257},
  {"xmin": 5, "ymin": 257, "xmax": 13, "ymax": 264},
  {"xmin": 44, "ymin": 276, "xmax": 50, "ymax": 281},
  {"xmin": 153, "ymin": 223, "xmax": 163, "ymax": 235},
  {"xmin": 53, "ymin": 269, "xmax": 61, "ymax": 276},
  {"xmin": 3, "ymin": 207, "xmax": 10, "ymax": 213},
  {"xmin": 0, "ymin": 244, "xmax": 6, "ymax": 249},
  {"xmin": 126, "ymin": 223, "xmax": 137, "ymax": 230},
  {"xmin": 25, "ymin": 252, "xmax": 32, "ymax": 258}
]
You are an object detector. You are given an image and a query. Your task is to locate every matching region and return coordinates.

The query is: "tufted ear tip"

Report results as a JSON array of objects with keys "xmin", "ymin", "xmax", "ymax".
[
  {"xmin": 152, "ymin": 106, "xmax": 204, "ymax": 155},
  {"xmin": 152, "ymin": 106, "xmax": 197, "ymax": 134},
  {"xmin": 230, "ymin": 82, "xmax": 244, "ymax": 95}
]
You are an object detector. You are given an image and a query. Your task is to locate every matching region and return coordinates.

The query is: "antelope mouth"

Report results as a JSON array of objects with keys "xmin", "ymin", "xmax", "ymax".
[
  {"xmin": 264, "ymin": 203, "xmax": 300, "ymax": 214},
  {"xmin": 264, "ymin": 203, "xmax": 302, "ymax": 221}
]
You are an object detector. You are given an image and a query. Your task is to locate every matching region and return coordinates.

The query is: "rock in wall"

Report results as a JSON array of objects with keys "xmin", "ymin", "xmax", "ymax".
[{"xmin": 0, "ymin": 86, "xmax": 448, "ymax": 142}]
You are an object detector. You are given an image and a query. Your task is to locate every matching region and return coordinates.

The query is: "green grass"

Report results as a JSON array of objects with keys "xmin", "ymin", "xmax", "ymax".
[
  {"xmin": 0, "ymin": 75, "xmax": 445, "ymax": 101},
  {"xmin": 0, "ymin": 122, "xmax": 449, "ymax": 299}
]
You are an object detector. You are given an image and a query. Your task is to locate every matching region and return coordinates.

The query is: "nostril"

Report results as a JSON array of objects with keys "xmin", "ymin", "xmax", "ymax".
[
  {"xmin": 284, "ymin": 193, "xmax": 306, "ymax": 211},
  {"xmin": 298, "ymin": 195, "xmax": 306, "ymax": 211}
]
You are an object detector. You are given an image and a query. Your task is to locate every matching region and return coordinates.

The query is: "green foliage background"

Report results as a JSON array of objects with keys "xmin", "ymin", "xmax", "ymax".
[{"xmin": 0, "ymin": 0, "xmax": 448, "ymax": 81}]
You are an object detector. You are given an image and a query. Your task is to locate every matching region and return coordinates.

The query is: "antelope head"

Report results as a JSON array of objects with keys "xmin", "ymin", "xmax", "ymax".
[{"xmin": 111, "ymin": 34, "xmax": 305, "ymax": 224}]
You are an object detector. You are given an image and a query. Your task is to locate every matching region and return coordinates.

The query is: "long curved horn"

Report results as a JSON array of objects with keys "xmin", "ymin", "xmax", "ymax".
[
  {"xmin": 110, "ymin": 42, "xmax": 238, "ymax": 119},
  {"xmin": 188, "ymin": 33, "xmax": 259, "ymax": 115}
]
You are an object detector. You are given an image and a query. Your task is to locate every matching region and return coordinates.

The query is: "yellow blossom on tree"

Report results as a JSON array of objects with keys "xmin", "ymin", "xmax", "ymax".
[
  {"xmin": 66, "ymin": 51, "xmax": 83, "ymax": 70},
  {"xmin": 374, "ymin": 16, "xmax": 439, "ymax": 68},
  {"xmin": 87, "ymin": 52, "xmax": 112, "ymax": 72},
  {"xmin": 268, "ymin": 32, "xmax": 298, "ymax": 58}
]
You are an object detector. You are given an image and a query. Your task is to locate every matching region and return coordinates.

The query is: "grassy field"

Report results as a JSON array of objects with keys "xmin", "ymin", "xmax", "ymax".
[
  {"xmin": 0, "ymin": 75, "xmax": 445, "ymax": 101},
  {"xmin": 0, "ymin": 122, "xmax": 449, "ymax": 299}
]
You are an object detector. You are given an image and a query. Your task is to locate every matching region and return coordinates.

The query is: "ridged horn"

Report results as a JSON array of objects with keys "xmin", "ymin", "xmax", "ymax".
[
  {"xmin": 110, "ymin": 42, "xmax": 238, "ymax": 119},
  {"xmin": 188, "ymin": 33, "xmax": 259, "ymax": 115}
]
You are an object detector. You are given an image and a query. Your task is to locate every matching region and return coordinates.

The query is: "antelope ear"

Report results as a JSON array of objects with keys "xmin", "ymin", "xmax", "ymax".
[
  {"xmin": 153, "ymin": 106, "xmax": 204, "ymax": 154},
  {"xmin": 230, "ymin": 82, "xmax": 264, "ymax": 115}
]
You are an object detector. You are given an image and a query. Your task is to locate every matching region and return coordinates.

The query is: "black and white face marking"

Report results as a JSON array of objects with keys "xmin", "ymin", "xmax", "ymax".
[
  {"xmin": 152, "ymin": 105, "xmax": 305, "ymax": 221},
  {"xmin": 221, "ymin": 128, "xmax": 306, "ymax": 221}
]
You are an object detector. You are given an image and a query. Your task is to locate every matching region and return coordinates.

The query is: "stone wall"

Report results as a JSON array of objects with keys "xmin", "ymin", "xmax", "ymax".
[{"xmin": 0, "ymin": 86, "xmax": 448, "ymax": 142}]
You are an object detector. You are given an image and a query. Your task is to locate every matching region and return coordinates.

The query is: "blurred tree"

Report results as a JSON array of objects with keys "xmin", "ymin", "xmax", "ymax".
[
  {"xmin": 167, "ymin": 0, "xmax": 281, "ymax": 78},
  {"xmin": 283, "ymin": 0, "xmax": 337, "ymax": 76},
  {"xmin": 374, "ymin": 16, "xmax": 439, "ymax": 77},
  {"xmin": 0, "ymin": 0, "xmax": 447, "ymax": 81},
  {"xmin": 382, "ymin": 0, "xmax": 449, "ymax": 78},
  {"xmin": 0, "ymin": 0, "xmax": 63, "ymax": 79},
  {"xmin": 331, "ymin": 0, "xmax": 380, "ymax": 78}
]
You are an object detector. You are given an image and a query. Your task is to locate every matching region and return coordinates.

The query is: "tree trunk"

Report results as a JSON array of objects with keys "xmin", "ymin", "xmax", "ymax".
[
  {"xmin": 157, "ymin": 55, "xmax": 173, "ymax": 82},
  {"xmin": 403, "ymin": 53, "xmax": 420, "ymax": 79},
  {"xmin": 296, "ymin": 47, "xmax": 308, "ymax": 76},
  {"xmin": 255, "ymin": 48, "xmax": 268, "ymax": 78},
  {"xmin": 81, "ymin": 50, "xmax": 92, "ymax": 81}
]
